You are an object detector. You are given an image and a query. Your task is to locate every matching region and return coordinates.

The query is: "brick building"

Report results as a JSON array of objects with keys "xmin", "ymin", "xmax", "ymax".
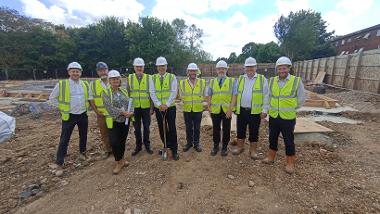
[{"xmin": 332, "ymin": 24, "xmax": 380, "ymax": 55}]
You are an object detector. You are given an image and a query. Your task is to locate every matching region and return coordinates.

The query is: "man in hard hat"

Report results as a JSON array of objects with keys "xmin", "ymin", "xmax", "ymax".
[
  {"xmin": 91, "ymin": 62, "xmax": 112, "ymax": 160},
  {"xmin": 232, "ymin": 57, "xmax": 269, "ymax": 159},
  {"xmin": 149, "ymin": 56, "xmax": 179, "ymax": 160},
  {"xmin": 179, "ymin": 63, "xmax": 206, "ymax": 153},
  {"xmin": 262, "ymin": 56, "xmax": 305, "ymax": 174},
  {"xmin": 49, "ymin": 62, "xmax": 96, "ymax": 175},
  {"xmin": 206, "ymin": 60, "xmax": 237, "ymax": 156},
  {"xmin": 127, "ymin": 57, "xmax": 154, "ymax": 156}
]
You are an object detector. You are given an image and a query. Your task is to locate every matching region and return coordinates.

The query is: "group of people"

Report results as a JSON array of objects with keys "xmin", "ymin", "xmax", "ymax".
[{"xmin": 49, "ymin": 55, "xmax": 305, "ymax": 175}]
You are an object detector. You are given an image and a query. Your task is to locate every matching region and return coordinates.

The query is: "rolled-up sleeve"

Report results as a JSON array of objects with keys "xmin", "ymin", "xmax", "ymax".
[
  {"xmin": 205, "ymin": 79, "xmax": 213, "ymax": 96},
  {"xmin": 296, "ymin": 80, "xmax": 306, "ymax": 109},
  {"xmin": 48, "ymin": 83, "xmax": 60, "ymax": 107},
  {"xmin": 262, "ymin": 77, "xmax": 269, "ymax": 114},
  {"xmin": 149, "ymin": 76, "xmax": 161, "ymax": 107},
  {"xmin": 166, "ymin": 75, "xmax": 178, "ymax": 107},
  {"xmin": 232, "ymin": 79, "xmax": 238, "ymax": 96},
  {"xmin": 87, "ymin": 83, "xmax": 93, "ymax": 100},
  {"xmin": 102, "ymin": 91, "xmax": 123, "ymax": 119}
]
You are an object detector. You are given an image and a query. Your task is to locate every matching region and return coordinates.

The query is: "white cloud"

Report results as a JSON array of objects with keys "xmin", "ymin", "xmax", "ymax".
[
  {"xmin": 323, "ymin": 0, "xmax": 379, "ymax": 35},
  {"xmin": 275, "ymin": 0, "xmax": 310, "ymax": 16},
  {"xmin": 21, "ymin": 0, "xmax": 145, "ymax": 26}
]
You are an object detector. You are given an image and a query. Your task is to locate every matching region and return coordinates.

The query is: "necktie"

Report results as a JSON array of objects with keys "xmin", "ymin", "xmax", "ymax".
[
  {"xmin": 219, "ymin": 78, "xmax": 223, "ymax": 87},
  {"xmin": 160, "ymin": 75, "xmax": 164, "ymax": 85}
]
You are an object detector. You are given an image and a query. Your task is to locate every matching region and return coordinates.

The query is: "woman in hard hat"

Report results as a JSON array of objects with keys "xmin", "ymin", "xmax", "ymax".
[
  {"xmin": 262, "ymin": 56, "xmax": 305, "ymax": 174},
  {"xmin": 102, "ymin": 70, "xmax": 134, "ymax": 174}
]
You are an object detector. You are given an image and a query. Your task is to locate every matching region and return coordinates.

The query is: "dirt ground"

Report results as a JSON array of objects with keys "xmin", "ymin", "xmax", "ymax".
[{"xmin": 1, "ymin": 89, "xmax": 380, "ymax": 214}]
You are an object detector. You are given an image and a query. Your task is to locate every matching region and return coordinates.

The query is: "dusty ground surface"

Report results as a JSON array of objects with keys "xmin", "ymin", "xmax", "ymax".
[{"xmin": 1, "ymin": 86, "xmax": 380, "ymax": 214}]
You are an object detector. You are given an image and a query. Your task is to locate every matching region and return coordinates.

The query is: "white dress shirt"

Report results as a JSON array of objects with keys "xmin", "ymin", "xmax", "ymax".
[
  {"xmin": 275, "ymin": 73, "xmax": 306, "ymax": 109},
  {"xmin": 49, "ymin": 78, "xmax": 93, "ymax": 114},
  {"xmin": 149, "ymin": 73, "xmax": 178, "ymax": 107}
]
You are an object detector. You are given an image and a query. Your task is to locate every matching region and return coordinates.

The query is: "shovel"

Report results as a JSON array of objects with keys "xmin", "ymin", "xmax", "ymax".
[{"xmin": 160, "ymin": 110, "xmax": 171, "ymax": 161}]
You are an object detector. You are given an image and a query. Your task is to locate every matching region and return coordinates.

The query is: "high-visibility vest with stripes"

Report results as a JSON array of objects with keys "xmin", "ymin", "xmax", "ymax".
[
  {"xmin": 128, "ymin": 73, "xmax": 151, "ymax": 109},
  {"xmin": 210, "ymin": 77, "xmax": 235, "ymax": 114},
  {"xmin": 102, "ymin": 86, "xmax": 129, "ymax": 129},
  {"xmin": 58, "ymin": 79, "xmax": 89, "ymax": 121},
  {"xmin": 269, "ymin": 75, "xmax": 301, "ymax": 120},
  {"xmin": 235, "ymin": 74, "xmax": 264, "ymax": 114},
  {"xmin": 179, "ymin": 78, "xmax": 206, "ymax": 112},
  {"xmin": 152, "ymin": 73, "xmax": 176, "ymax": 108},
  {"xmin": 91, "ymin": 79, "xmax": 107, "ymax": 114}
]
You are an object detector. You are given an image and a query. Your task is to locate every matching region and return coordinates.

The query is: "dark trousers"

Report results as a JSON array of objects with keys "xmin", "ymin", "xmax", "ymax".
[
  {"xmin": 183, "ymin": 112, "xmax": 202, "ymax": 146},
  {"xmin": 211, "ymin": 110, "xmax": 231, "ymax": 147},
  {"xmin": 109, "ymin": 122, "xmax": 130, "ymax": 161},
  {"xmin": 155, "ymin": 106, "xmax": 178, "ymax": 153},
  {"xmin": 133, "ymin": 108, "xmax": 151, "ymax": 150},
  {"xmin": 56, "ymin": 113, "xmax": 88, "ymax": 166},
  {"xmin": 269, "ymin": 116, "xmax": 296, "ymax": 156},
  {"xmin": 236, "ymin": 108, "xmax": 261, "ymax": 142}
]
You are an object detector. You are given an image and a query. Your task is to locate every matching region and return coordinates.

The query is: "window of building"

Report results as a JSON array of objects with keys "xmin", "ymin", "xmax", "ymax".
[
  {"xmin": 359, "ymin": 48, "xmax": 364, "ymax": 52},
  {"xmin": 340, "ymin": 51, "xmax": 345, "ymax": 55},
  {"xmin": 355, "ymin": 35, "xmax": 362, "ymax": 40},
  {"xmin": 348, "ymin": 38, "xmax": 352, "ymax": 42},
  {"xmin": 378, "ymin": 44, "xmax": 380, "ymax": 49},
  {"xmin": 363, "ymin": 32, "xmax": 371, "ymax": 39},
  {"xmin": 377, "ymin": 30, "xmax": 380, "ymax": 36},
  {"xmin": 341, "ymin": 39, "xmax": 345, "ymax": 45},
  {"xmin": 354, "ymin": 49, "xmax": 358, "ymax": 53}
]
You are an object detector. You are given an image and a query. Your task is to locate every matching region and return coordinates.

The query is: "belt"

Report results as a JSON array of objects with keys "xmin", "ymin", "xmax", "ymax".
[{"xmin": 240, "ymin": 107, "xmax": 251, "ymax": 111}]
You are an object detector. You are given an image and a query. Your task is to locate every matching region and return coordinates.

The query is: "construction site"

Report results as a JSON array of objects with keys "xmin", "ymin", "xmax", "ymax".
[{"xmin": 0, "ymin": 49, "xmax": 380, "ymax": 214}]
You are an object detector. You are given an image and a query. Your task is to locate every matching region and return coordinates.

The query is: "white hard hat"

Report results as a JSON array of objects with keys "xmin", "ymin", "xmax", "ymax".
[
  {"xmin": 244, "ymin": 57, "xmax": 257, "ymax": 67},
  {"xmin": 108, "ymin": 70, "xmax": 121, "ymax": 78},
  {"xmin": 276, "ymin": 56, "xmax": 292, "ymax": 67},
  {"xmin": 133, "ymin": 57, "xmax": 145, "ymax": 66},
  {"xmin": 67, "ymin": 62, "xmax": 82, "ymax": 71},
  {"xmin": 156, "ymin": 56, "xmax": 168, "ymax": 66},
  {"xmin": 216, "ymin": 60, "xmax": 228, "ymax": 69},
  {"xmin": 187, "ymin": 63, "xmax": 199, "ymax": 70}
]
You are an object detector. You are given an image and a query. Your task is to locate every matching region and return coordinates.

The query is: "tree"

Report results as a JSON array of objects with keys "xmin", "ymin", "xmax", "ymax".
[
  {"xmin": 274, "ymin": 9, "xmax": 335, "ymax": 60},
  {"xmin": 227, "ymin": 52, "xmax": 238, "ymax": 63}
]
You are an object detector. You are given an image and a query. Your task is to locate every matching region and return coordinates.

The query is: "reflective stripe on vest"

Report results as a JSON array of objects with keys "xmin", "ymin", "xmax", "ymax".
[
  {"xmin": 235, "ymin": 74, "xmax": 264, "ymax": 115},
  {"xmin": 269, "ymin": 75, "xmax": 300, "ymax": 120},
  {"xmin": 210, "ymin": 77, "xmax": 234, "ymax": 114},
  {"xmin": 91, "ymin": 79, "xmax": 107, "ymax": 114},
  {"xmin": 102, "ymin": 87, "xmax": 129, "ymax": 129},
  {"xmin": 153, "ymin": 73, "xmax": 175, "ymax": 108},
  {"xmin": 58, "ymin": 79, "xmax": 89, "ymax": 121},
  {"xmin": 128, "ymin": 73, "xmax": 151, "ymax": 109},
  {"xmin": 180, "ymin": 78, "xmax": 205, "ymax": 112}
]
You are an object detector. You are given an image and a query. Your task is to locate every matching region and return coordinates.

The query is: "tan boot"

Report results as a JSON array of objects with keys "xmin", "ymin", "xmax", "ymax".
[
  {"xmin": 285, "ymin": 155, "xmax": 296, "ymax": 174},
  {"xmin": 112, "ymin": 160, "xmax": 125, "ymax": 175},
  {"xmin": 230, "ymin": 139, "xmax": 237, "ymax": 146},
  {"xmin": 232, "ymin": 139, "xmax": 245, "ymax": 155},
  {"xmin": 262, "ymin": 149, "xmax": 276, "ymax": 164},
  {"xmin": 249, "ymin": 143, "xmax": 258, "ymax": 160}
]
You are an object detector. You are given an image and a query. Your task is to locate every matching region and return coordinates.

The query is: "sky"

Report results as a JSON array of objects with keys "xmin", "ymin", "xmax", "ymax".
[{"xmin": 2, "ymin": 0, "xmax": 380, "ymax": 59}]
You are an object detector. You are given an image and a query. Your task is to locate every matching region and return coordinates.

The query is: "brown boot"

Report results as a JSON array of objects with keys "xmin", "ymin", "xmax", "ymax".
[
  {"xmin": 230, "ymin": 139, "xmax": 237, "ymax": 146},
  {"xmin": 285, "ymin": 155, "xmax": 296, "ymax": 174},
  {"xmin": 112, "ymin": 160, "xmax": 125, "ymax": 175},
  {"xmin": 262, "ymin": 149, "xmax": 276, "ymax": 164},
  {"xmin": 249, "ymin": 143, "xmax": 258, "ymax": 160},
  {"xmin": 232, "ymin": 139, "xmax": 245, "ymax": 155}
]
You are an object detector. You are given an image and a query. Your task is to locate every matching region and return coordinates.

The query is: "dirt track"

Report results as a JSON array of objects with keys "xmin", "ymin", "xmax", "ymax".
[{"xmin": 1, "ymin": 91, "xmax": 380, "ymax": 214}]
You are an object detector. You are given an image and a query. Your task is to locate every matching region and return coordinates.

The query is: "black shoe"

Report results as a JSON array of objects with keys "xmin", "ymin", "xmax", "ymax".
[
  {"xmin": 194, "ymin": 145, "xmax": 202, "ymax": 152},
  {"xmin": 221, "ymin": 148, "xmax": 228, "ymax": 156},
  {"xmin": 158, "ymin": 149, "xmax": 163, "ymax": 155},
  {"xmin": 183, "ymin": 144, "xmax": 193, "ymax": 152},
  {"xmin": 172, "ymin": 153, "xmax": 180, "ymax": 161},
  {"xmin": 210, "ymin": 147, "xmax": 219, "ymax": 156},
  {"xmin": 132, "ymin": 148, "xmax": 142, "ymax": 156},
  {"xmin": 145, "ymin": 147, "xmax": 153, "ymax": 154}
]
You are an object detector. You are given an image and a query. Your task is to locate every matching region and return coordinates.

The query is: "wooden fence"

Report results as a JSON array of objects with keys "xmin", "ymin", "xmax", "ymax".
[{"xmin": 293, "ymin": 49, "xmax": 380, "ymax": 94}]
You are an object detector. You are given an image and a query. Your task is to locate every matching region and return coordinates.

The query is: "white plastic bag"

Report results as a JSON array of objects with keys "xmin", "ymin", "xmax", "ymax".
[{"xmin": 0, "ymin": 111, "xmax": 16, "ymax": 144}]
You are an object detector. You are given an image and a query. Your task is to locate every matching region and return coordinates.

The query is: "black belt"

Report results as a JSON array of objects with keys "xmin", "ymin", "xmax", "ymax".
[{"xmin": 240, "ymin": 107, "xmax": 251, "ymax": 111}]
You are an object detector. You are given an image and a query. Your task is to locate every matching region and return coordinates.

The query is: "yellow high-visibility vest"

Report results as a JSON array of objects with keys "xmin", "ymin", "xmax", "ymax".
[
  {"xmin": 91, "ymin": 79, "xmax": 107, "ymax": 114},
  {"xmin": 102, "ymin": 86, "xmax": 129, "ymax": 128},
  {"xmin": 58, "ymin": 79, "xmax": 89, "ymax": 121},
  {"xmin": 235, "ymin": 74, "xmax": 264, "ymax": 114},
  {"xmin": 269, "ymin": 75, "xmax": 300, "ymax": 120},
  {"xmin": 152, "ymin": 73, "xmax": 175, "ymax": 108},
  {"xmin": 210, "ymin": 77, "xmax": 234, "ymax": 114},
  {"xmin": 128, "ymin": 73, "xmax": 151, "ymax": 109},
  {"xmin": 179, "ymin": 78, "xmax": 206, "ymax": 112}
]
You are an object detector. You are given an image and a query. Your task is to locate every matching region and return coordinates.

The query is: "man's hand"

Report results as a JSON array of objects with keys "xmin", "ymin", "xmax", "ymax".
[
  {"xmin": 225, "ymin": 109, "xmax": 233, "ymax": 119},
  {"xmin": 150, "ymin": 108, "xmax": 155, "ymax": 115},
  {"xmin": 159, "ymin": 104, "xmax": 168, "ymax": 112},
  {"xmin": 260, "ymin": 112, "xmax": 267, "ymax": 119},
  {"xmin": 122, "ymin": 112, "xmax": 134, "ymax": 118}
]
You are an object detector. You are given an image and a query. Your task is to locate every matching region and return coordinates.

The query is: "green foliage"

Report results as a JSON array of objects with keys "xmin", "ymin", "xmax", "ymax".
[{"xmin": 274, "ymin": 9, "xmax": 335, "ymax": 60}]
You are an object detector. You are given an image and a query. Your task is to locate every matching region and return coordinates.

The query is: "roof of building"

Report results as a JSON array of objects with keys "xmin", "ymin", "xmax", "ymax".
[{"xmin": 332, "ymin": 24, "xmax": 380, "ymax": 41}]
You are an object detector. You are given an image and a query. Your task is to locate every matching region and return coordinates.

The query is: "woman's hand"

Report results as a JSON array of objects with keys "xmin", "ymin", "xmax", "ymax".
[{"xmin": 122, "ymin": 111, "xmax": 134, "ymax": 118}]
